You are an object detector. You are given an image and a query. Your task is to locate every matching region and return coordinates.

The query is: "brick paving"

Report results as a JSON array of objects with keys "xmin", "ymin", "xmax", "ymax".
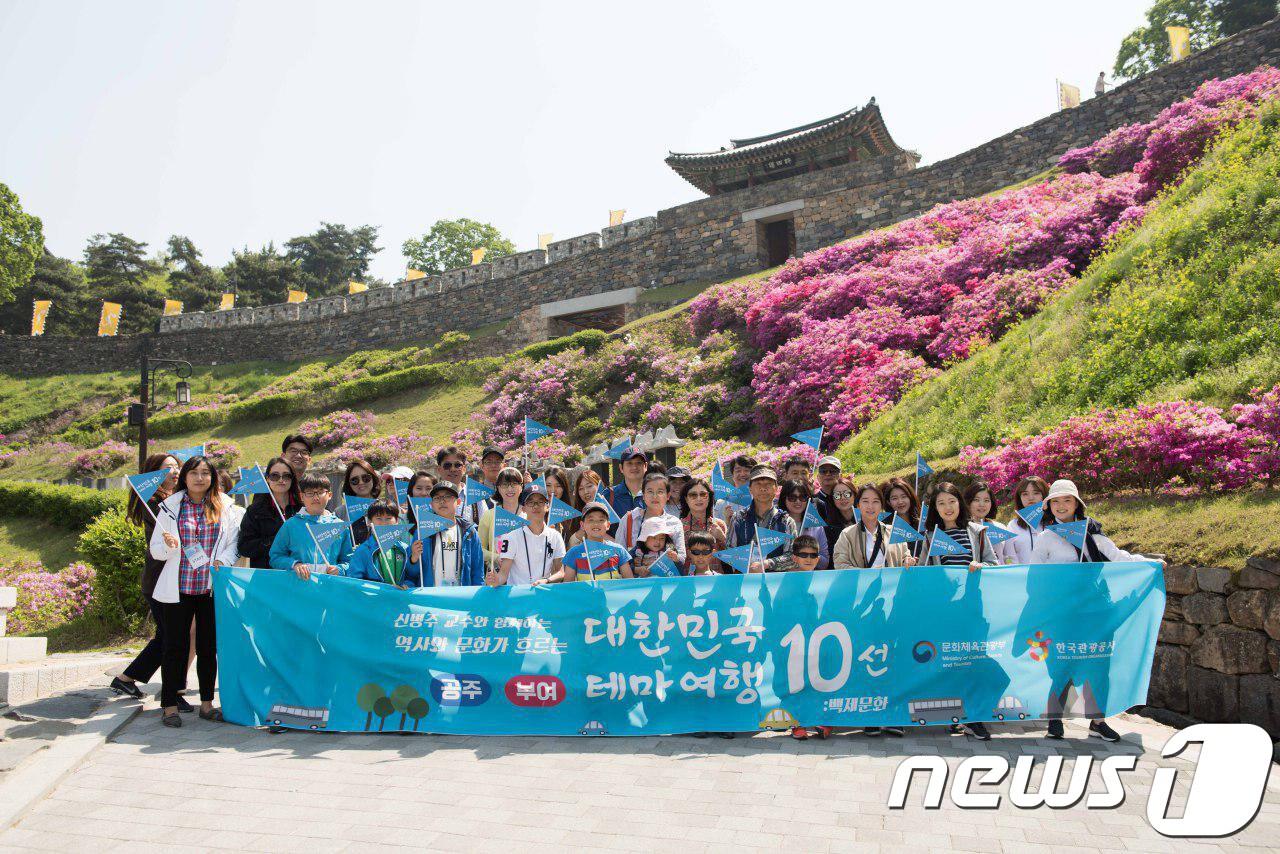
[{"xmin": 0, "ymin": 708, "xmax": 1276, "ymax": 853}]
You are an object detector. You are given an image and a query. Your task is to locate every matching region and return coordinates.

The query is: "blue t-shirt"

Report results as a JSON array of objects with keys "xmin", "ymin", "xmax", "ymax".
[{"xmin": 564, "ymin": 539, "xmax": 632, "ymax": 581}]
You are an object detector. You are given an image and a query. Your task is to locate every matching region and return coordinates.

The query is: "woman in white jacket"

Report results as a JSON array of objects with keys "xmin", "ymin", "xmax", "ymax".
[
  {"xmin": 1030, "ymin": 479, "xmax": 1163, "ymax": 744},
  {"xmin": 149, "ymin": 456, "xmax": 243, "ymax": 727}
]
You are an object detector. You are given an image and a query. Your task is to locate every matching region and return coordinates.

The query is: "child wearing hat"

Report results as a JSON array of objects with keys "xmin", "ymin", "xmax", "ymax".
[
  {"xmin": 486, "ymin": 480, "xmax": 565, "ymax": 586},
  {"xmin": 630, "ymin": 515, "xmax": 682, "ymax": 577},
  {"xmin": 417, "ymin": 480, "xmax": 485, "ymax": 587},
  {"xmin": 552, "ymin": 501, "xmax": 634, "ymax": 582}
]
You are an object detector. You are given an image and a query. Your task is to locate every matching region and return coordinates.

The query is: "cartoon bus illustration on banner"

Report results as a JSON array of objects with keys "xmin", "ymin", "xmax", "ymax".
[
  {"xmin": 907, "ymin": 697, "xmax": 965, "ymax": 725},
  {"xmin": 268, "ymin": 704, "xmax": 330, "ymax": 730}
]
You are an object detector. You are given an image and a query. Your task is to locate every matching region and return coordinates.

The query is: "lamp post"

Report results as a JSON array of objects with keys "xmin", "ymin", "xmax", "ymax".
[{"xmin": 127, "ymin": 353, "xmax": 194, "ymax": 470}]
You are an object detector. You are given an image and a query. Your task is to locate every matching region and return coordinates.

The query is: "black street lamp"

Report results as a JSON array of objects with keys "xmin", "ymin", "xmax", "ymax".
[{"xmin": 127, "ymin": 353, "xmax": 194, "ymax": 470}]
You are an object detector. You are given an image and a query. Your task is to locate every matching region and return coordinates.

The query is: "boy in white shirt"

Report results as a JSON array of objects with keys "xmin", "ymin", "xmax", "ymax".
[{"xmin": 487, "ymin": 482, "xmax": 565, "ymax": 586}]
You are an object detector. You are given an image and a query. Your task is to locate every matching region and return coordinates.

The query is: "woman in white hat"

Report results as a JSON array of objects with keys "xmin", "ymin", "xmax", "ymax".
[
  {"xmin": 1030, "ymin": 479, "xmax": 1161, "ymax": 566},
  {"xmin": 1030, "ymin": 478, "xmax": 1163, "ymax": 743}
]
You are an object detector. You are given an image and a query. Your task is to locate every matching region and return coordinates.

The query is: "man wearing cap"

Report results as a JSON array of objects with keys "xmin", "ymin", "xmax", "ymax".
[
  {"xmin": 728, "ymin": 466, "xmax": 798, "ymax": 572},
  {"xmin": 466, "ymin": 446, "xmax": 506, "ymax": 525},
  {"xmin": 814, "ymin": 456, "xmax": 842, "ymax": 506},
  {"xmin": 608, "ymin": 447, "xmax": 649, "ymax": 520},
  {"xmin": 665, "ymin": 466, "xmax": 691, "ymax": 516},
  {"xmin": 418, "ymin": 480, "xmax": 485, "ymax": 587},
  {"xmin": 486, "ymin": 480, "xmax": 565, "ymax": 586}
]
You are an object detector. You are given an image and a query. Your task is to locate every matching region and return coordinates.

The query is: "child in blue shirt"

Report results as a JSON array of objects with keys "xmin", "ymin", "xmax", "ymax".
[
  {"xmin": 552, "ymin": 502, "xmax": 634, "ymax": 582},
  {"xmin": 345, "ymin": 499, "xmax": 424, "ymax": 587},
  {"xmin": 269, "ymin": 473, "xmax": 354, "ymax": 578},
  {"xmin": 417, "ymin": 480, "xmax": 486, "ymax": 587}
]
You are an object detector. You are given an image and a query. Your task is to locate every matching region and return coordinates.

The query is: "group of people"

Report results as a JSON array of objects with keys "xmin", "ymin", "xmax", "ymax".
[{"xmin": 111, "ymin": 432, "xmax": 1162, "ymax": 742}]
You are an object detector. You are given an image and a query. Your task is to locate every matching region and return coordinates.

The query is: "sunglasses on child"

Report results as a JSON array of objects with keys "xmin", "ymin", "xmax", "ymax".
[
  {"xmin": 793, "ymin": 550, "xmax": 820, "ymax": 559},
  {"xmin": 688, "ymin": 548, "xmax": 714, "ymax": 556}
]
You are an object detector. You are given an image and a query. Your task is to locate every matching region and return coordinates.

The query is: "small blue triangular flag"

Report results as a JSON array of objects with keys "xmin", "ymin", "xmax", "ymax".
[
  {"xmin": 1017, "ymin": 501, "xmax": 1045, "ymax": 529},
  {"xmin": 715, "ymin": 544, "xmax": 756, "ymax": 574},
  {"xmin": 343, "ymin": 494, "xmax": 374, "ymax": 522},
  {"xmin": 888, "ymin": 514, "xmax": 925, "ymax": 545},
  {"xmin": 463, "ymin": 477, "xmax": 495, "ymax": 507},
  {"xmin": 493, "ymin": 506, "xmax": 529, "ymax": 538},
  {"xmin": 929, "ymin": 527, "xmax": 969, "ymax": 558},
  {"xmin": 916, "ymin": 504, "xmax": 929, "ymax": 534},
  {"xmin": 791, "ymin": 427, "xmax": 824, "ymax": 451},
  {"xmin": 1047, "ymin": 519, "xmax": 1088, "ymax": 549},
  {"xmin": 755, "ymin": 527, "xmax": 793, "ymax": 555},
  {"xmin": 801, "ymin": 499, "xmax": 825, "ymax": 530},
  {"xmin": 524, "ymin": 417, "xmax": 556, "ymax": 444},
  {"xmin": 546, "ymin": 496, "xmax": 581, "ymax": 526},
  {"xmin": 647, "ymin": 553, "xmax": 680, "ymax": 578},
  {"xmin": 408, "ymin": 499, "xmax": 453, "ymax": 538},
  {"xmin": 916, "ymin": 453, "xmax": 934, "ymax": 482},
  {"xmin": 127, "ymin": 469, "xmax": 170, "ymax": 503},
  {"xmin": 982, "ymin": 520, "xmax": 1019, "ymax": 545},
  {"xmin": 592, "ymin": 486, "xmax": 621, "ymax": 524},
  {"xmin": 371, "ymin": 522, "xmax": 413, "ymax": 551},
  {"xmin": 306, "ymin": 518, "xmax": 348, "ymax": 553},
  {"xmin": 392, "ymin": 478, "xmax": 409, "ymax": 506},
  {"xmin": 584, "ymin": 538, "xmax": 618, "ymax": 574},
  {"xmin": 604, "ymin": 438, "xmax": 632, "ymax": 460}
]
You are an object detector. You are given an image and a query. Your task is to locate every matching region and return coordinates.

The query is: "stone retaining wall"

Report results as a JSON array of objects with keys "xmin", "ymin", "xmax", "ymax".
[{"xmin": 1145, "ymin": 557, "xmax": 1280, "ymax": 754}]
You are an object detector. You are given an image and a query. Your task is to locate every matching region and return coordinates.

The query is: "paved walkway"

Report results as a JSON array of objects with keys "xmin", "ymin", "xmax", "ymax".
[{"xmin": 0, "ymin": 703, "xmax": 1276, "ymax": 853}]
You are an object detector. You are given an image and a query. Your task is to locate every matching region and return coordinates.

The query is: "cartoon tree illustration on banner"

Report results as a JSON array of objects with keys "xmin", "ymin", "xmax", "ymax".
[
  {"xmin": 390, "ymin": 684, "xmax": 419, "ymax": 730},
  {"xmin": 406, "ymin": 696, "xmax": 430, "ymax": 731},
  {"xmin": 356, "ymin": 683, "xmax": 386, "ymax": 731},
  {"xmin": 373, "ymin": 695, "xmax": 395, "ymax": 731}
]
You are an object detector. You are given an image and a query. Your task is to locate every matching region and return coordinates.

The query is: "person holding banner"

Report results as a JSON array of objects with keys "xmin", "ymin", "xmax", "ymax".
[
  {"xmin": 112, "ymin": 454, "xmax": 182, "ymax": 702},
  {"xmin": 618, "ymin": 473, "xmax": 685, "ymax": 561},
  {"xmin": 832, "ymin": 484, "xmax": 915, "ymax": 570},
  {"xmin": 346, "ymin": 500, "xmax": 422, "ymax": 587},
  {"xmin": 883, "ymin": 477, "xmax": 926, "ymax": 559},
  {"xmin": 922, "ymin": 482, "xmax": 999, "ymax": 571},
  {"xmin": 418, "ymin": 480, "xmax": 486, "ymax": 587},
  {"xmin": 487, "ymin": 482, "xmax": 565, "ymax": 586},
  {"xmin": 479, "ymin": 467, "xmax": 525, "ymax": 566},
  {"xmin": 1031, "ymin": 480, "xmax": 1161, "ymax": 567},
  {"xmin": 679, "ymin": 476, "xmax": 726, "ymax": 573},
  {"xmin": 964, "ymin": 481, "xmax": 1017, "ymax": 565},
  {"xmin": 237, "ymin": 457, "xmax": 301, "ymax": 568},
  {"xmin": 780, "ymin": 479, "xmax": 829, "ymax": 570},
  {"xmin": 729, "ymin": 466, "xmax": 797, "ymax": 573},
  {"xmin": 555, "ymin": 502, "xmax": 634, "ymax": 582},
  {"xmin": 149, "ymin": 455, "xmax": 243, "ymax": 727},
  {"xmin": 1008, "ymin": 476, "xmax": 1049, "ymax": 564},
  {"xmin": 334, "ymin": 458, "xmax": 382, "ymax": 545},
  {"xmin": 269, "ymin": 473, "xmax": 353, "ymax": 579}
]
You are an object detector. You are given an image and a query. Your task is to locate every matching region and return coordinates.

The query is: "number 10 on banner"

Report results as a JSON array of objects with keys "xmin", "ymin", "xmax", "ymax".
[{"xmin": 780, "ymin": 622, "xmax": 854, "ymax": 694}]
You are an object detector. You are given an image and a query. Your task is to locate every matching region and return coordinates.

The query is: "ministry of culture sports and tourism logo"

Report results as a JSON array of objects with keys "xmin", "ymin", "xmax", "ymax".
[
  {"xmin": 1026, "ymin": 630, "xmax": 1052, "ymax": 662},
  {"xmin": 912, "ymin": 640, "xmax": 936, "ymax": 663}
]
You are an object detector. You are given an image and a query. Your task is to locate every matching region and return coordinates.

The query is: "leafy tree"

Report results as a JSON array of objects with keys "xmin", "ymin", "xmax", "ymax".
[
  {"xmin": 356, "ymin": 683, "xmax": 386, "ymax": 731},
  {"xmin": 389, "ymin": 684, "xmax": 419, "ymax": 730},
  {"xmin": 1213, "ymin": 0, "xmax": 1277, "ymax": 35},
  {"xmin": 82, "ymin": 232, "xmax": 166, "ymax": 335},
  {"xmin": 220, "ymin": 243, "xmax": 303, "ymax": 308},
  {"xmin": 0, "ymin": 250, "xmax": 95, "ymax": 336},
  {"xmin": 373, "ymin": 695, "xmax": 395, "ymax": 731},
  {"xmin": 0, "ymin": 182, "xmax": 44, "ymax": 306},
  {"xmin": 406, "ymin": 696, "xmax": 430, "ymax": 731},
  {"xmin": 283, "ymin": 222, "xmax": 380, "ymax": 297},
  {"xmin": 164, "ymin": 235, "xmax": 224, "ymax": 312},
  {"xmin": 401, "ymin": 218, "xmax": 515, "ymax": 275}
]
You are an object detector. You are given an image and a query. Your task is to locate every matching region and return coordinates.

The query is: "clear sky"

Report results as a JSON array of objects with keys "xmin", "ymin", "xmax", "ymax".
[{"xmin": 1, "ymin": 0, "xmax": 1150, "ymax": 283}]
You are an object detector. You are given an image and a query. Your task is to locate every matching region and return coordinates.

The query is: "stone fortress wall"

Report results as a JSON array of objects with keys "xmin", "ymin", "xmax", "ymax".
[{"xmin": 5, "ymin": 16, "xmax": 1279, "ymax": 375}]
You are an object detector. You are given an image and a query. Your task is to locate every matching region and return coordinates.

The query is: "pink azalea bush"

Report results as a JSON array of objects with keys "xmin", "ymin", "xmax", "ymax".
[
  {"xmin": 329, "ymin": 432, "xmax": 434, "ymax": 471},
  {"xmin": 298, "ymin": 409, "xmax": 377, "ymax": 450},
  {"xmin": 0, "ymin": 561, "xmax": 95, "ymax": 635},
  {"xmin": 1060, "ymin": 68, "xmax": 1280, "ymax": 196},
  {"xmin": 202, "ymin": 439, "xmax": 241, "ymax": 472},
  {"xmin": 959, "ymin": 388, "xmax": 1280, "ymax": 495},
  {"xmin": 70, "ymin": 440, "xmax": 130, "ymax": 478}
]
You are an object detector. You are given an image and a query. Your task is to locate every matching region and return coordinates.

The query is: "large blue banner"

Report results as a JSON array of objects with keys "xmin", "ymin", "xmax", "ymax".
[{"xmin": 212, "ymin": 562, "xmax": 1164, "ymax": 735}]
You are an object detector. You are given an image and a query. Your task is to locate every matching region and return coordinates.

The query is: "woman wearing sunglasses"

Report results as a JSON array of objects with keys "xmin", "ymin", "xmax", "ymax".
[
  {"xmin": 237, "ymin": 456, "xmax": 302, "ymax": 569},
  {"xmin": 334, "ymin": 457, "xmax": 382, "ymax": 545}
]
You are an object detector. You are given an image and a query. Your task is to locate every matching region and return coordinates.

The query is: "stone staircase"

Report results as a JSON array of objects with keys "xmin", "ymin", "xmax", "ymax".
[{"xmin": 0, "ymin": 588, "xmax": 122, "ymax": 707}]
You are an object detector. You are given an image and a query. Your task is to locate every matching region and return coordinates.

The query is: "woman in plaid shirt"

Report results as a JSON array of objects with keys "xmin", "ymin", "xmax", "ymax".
[{"xmin": 150, "ymin": 456, "xmax": 243, "ymax": 728}]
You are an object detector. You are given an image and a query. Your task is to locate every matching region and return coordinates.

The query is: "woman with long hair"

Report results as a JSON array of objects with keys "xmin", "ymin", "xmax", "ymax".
[
  {"xmin": 679, "ymin": 476, "xmax": 727, "ymax": 573},
  {"xmin": 150, "ymin": 455, "xmax": 244, "ymax": 727},
  {"xmin": 965, "ymin": 480, "xmax": 1016, "ymax": 565},
  {"xmin": 882, "ymin": 477, "xmax": 925, "ymax": 559},
  {"xmin": 110, "ymin": 454, "xmax": 182, "ymax": 702},
  {"xmin": 335, "ymin": 457, "xmax": 381, "ymax": 545},
  {"xmin": 237, "ymin": 456, "xmax": 301, "ymax": 569},
  {"xmin": 566, "ymin": 469, "xmax": 603, "ymax": 546},
  {"xmin": 779, "ymin": 479, "xmax": 829, "ymax": 570},
  {"xmin": 1007, "ymin": 475, "xmax": 1049, "ymax": 565},
  {"xmin": 543, "ymin": 466, "xmax": 574, "ymax": 538},
  {"xmin": 822, "ymin": 475, "xmax": 859, "ymax": 549},
  {"xmin": 831, "ymin": 484, "xmax": 916, "ymax": 570}
]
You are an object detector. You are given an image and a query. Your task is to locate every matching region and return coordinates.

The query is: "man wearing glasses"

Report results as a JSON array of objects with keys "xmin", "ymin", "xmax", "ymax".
[{"xmin": 281, "ymin": 434, "xmax": 314, "ymax": 478}]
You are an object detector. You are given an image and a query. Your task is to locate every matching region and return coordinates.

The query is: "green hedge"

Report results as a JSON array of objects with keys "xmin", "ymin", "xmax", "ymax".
[
  {"xmin": 517, "ymin": 328, "xmax": 609, "ymax": 362},
  {"xmin": 0, "ymin": 481, "xmax": 126, "ymax": 530}
]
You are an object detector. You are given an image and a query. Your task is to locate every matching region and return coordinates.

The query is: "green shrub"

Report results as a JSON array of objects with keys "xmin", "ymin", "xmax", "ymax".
[
  {"xmin": 519, "ymin": 329, "xmax": 609, "ymax": 362},
  {"xmin": 0, "ymin": 481, "xmax": 126, "ymax": 529},
  {"xmin": 78, "ymin": 507, "xmax": 147, "ymax": 631}
]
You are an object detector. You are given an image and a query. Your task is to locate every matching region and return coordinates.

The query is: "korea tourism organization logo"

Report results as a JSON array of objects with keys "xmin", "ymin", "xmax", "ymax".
[
  {"xmin": 1026, "ymin": 630, "xmax": 1052, "ymax": 662},
  {"xmin": 888, "ymin": 723, "xmax": 1273, "ymax": 839},
  {"xmin": 912, "ymin": 640, "xmax": 936, "ymax": 663}
]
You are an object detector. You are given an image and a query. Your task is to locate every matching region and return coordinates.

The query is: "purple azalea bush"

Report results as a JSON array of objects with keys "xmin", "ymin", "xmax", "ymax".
[
  {"xmin": 69, "ymin": 440, "xmax": 130, "ymax": 478},
  {"xmin": 298, "ymin": 409, "xmax": 377, "ymax": 450},
  {"xmin": 0, "ymin": 561, "xmax": 95, "ymax": 635}
]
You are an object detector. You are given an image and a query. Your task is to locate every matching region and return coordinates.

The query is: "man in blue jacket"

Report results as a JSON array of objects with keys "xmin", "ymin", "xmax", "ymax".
[
  {"xmin": 418, "ymin": 480, "xmax": 485, "ymax": 587},
  {"xmin": 609, "ymin": 447, "xmax": 649, "ymax": 519}
]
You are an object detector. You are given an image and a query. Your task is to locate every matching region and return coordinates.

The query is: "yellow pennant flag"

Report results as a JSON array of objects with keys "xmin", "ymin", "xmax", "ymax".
[
  {"xmin": 163, "ymin": 299, "xmax": 183, "ymax": 316},
  {"xmin": 471, "ymin": 247, "xmax": 488, "ymax": 265},
  {"xmin": 219, "ymin": 293, "xmax": 236, "ymax": 311},
  {"xmin": 608, "ymin": 209, "xmax": 626, "ymax": 227},
  {"xmin": 348, "ymin": 281, "xmax": 368, "ymax": 294},
  {"xmin": 537, "ymin": 233, "xmax": 554, "ymax": 251},
  {"xmin": 31, "ymin": 300, "xmax": 51, "ymax": 336},
  {"xmin": 405, "ymin": 269, "xmax": 426, "ymax": 280},
  {"xmin": 98, "ymin": 302, "xmax": 122, "ymax": 336},
  {"xmin": 287, "ymin": 289, "xmax": 308, "ymax": 304},
  {"xmin": 1166, "ymin": 25, "xmax": 1191, "ymax": 61},
  {"xmin": 1057, "ymin": 80, "xmax": 1081, "ymax": 110}
]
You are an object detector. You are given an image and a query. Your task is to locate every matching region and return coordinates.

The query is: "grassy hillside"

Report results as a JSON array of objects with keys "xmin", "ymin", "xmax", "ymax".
[{"xmin": 838, "ymin": 103, "xmax": 1280, "ymax": 473}]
